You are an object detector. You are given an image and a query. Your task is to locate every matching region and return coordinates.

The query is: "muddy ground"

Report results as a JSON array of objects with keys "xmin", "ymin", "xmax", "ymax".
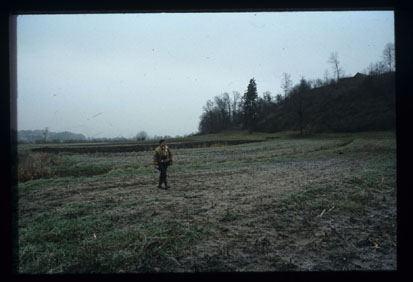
[{"xmin": 18, "ymin": 135, "xmax": 397, "ymax": 272}]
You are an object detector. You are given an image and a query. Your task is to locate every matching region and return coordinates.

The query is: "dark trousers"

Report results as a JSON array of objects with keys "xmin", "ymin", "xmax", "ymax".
[{"xmin": 158, "ymin": 163, "xmax": 169, "ymax": 185}]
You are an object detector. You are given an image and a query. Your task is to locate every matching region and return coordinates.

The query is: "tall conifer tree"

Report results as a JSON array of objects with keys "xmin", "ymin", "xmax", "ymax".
[{"xmin": 243, "ymin": 78, "xmax": 258, "ymax": 133}]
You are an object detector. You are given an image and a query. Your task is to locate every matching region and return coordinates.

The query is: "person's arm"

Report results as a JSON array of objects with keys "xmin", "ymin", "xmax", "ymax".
[
  {"xmin": 169, "ymin": 150, "xmax": 173, "ymax": 165},
  {"xmin": 154, "ymin": 150, "xmax": 159, "ymax": 168}
]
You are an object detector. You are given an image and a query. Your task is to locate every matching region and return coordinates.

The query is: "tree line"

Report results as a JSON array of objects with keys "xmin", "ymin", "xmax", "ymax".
[{"xmin": 198, "ymin": 43, "xmax": 395, "ymax": 135}]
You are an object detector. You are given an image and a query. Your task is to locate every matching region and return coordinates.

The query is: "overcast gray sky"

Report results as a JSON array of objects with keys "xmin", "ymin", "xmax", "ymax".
[{"xmin": 17, "ymin": 11, "xmax": 394, "ymax": 138}]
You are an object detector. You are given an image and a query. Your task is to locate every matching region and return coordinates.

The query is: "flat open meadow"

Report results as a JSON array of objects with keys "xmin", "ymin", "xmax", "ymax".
[{"xmin": 16, "ymin": 131, "xmax": 397, "ymax": 273}]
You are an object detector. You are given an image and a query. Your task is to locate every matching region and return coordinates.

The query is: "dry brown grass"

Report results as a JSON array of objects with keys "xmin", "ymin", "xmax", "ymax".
[{"xmin": 18, "ymin": 151, "xmax": 56, "ymax": 182}]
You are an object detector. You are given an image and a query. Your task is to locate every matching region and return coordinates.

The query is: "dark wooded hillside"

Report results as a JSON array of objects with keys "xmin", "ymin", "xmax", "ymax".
[{"xmin": 199, "ymin": 72, "xmax": 395, "ymax": 134}]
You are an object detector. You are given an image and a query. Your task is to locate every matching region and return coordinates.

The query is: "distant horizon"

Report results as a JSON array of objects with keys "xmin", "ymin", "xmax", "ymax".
[
  {"xmin": 17, "ymin": 70, "xmax": 395, "ymax": 140},
  {"xmin": 17, "ymin": 11, "xmax": 394, "ymax": 138},
  {"xmin": 16, "ymin": 128, "xmax": 192, "ymax": 140}
]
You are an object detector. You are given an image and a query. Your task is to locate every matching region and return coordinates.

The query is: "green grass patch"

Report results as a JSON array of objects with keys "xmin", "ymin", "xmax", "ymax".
[
  {"xmin": 17, "ymin": 164, "xmax": 152, "ymax": 196},
  {"xmin": 53, "ymin": 154, "xmax": 113, "ymax": 178},
  {"xmin": 54, "ymin": 162, "xmax": 113, "ymax": 178},
  {"xmin": 18, "ymin": 176, "xmax": 78, "ymax": 195},
  {"xmin": 280, "ymin": 182, "xmax": 371, "ymax": 213},
  {"xmin": 172, "ymin": 138, "xmax": 356, "ymax": 171},
  {"xmin": 279, "ymin": 135, "xmax": 396, "ymax": 213},
  {"xmin": 18, "ymin": 202, "xmax": 210, "ymax": 274}
]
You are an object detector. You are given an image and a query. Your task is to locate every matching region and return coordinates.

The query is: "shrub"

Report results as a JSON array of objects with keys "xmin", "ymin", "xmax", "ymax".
[{"xmin": 17, "ymin": 151, "xmax": 56, "ymax": 182}]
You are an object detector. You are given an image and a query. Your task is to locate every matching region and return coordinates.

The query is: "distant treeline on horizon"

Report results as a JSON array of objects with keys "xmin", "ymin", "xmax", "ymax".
[{"xmin": 16, "ymin": 129, "xmax": 193, "ymax": 144}]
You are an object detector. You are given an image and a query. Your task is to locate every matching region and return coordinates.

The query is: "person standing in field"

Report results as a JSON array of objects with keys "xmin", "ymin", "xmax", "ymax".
[{"xmin": 154, "ymin": 139, "xmax": 173, "ymax": 189}]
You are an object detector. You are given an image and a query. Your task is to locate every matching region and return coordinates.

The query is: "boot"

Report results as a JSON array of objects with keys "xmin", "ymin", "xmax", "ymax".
[{"xmin": 158, "ymin": 180, "xmax": 163, "ymax": 189}]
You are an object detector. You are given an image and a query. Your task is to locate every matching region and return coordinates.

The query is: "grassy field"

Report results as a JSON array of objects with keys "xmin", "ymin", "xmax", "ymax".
[{"xmin": 16, "ymin": 131, "xmax": 397, "ymax": 273}]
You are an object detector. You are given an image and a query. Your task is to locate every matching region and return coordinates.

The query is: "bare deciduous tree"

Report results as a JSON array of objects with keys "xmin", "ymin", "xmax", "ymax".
[
  {"xmin": 328, "ymin": 52, "xmax": 344, "ymax": 81},
  {"xmin": 281, "ymin": 73, "xmax": 293, "ymax": 97},
  {"xmin": 382, "ymin": 42, "xmax": 395, "ymax": 72},
  {"xmin": 232, "ymin": 91, "xmax": 241, "ymax": 125},
  {"xmin": 263, "ymin": 91, "xmax": 272, "ymax": 103},
  {"xmin": 232, "ymin": 91, "xmax": 241, "ymax": 114},
  {"xmin": 136, "ymin": 131, "xmax": 148, "ymax": 141},
  {"xmin": 367, "ymin": 61, "xmax": 387, "ymax": 75},
  {"xmin": 323, "ymin": 69, "xmax": 331, "ymax": 85},
  {"xmin": 42, "ymin": 127, "xmax": 48, "ymax": 142},
  {"xmin": 222, "ymin": 92, "xmax": 232, "ymax": 123},
  {"xmin": 214, "ymin": 94, "xmax": 231, "ymax": 128},
  {"xmin": 290, "ymin": 78, "xmax": 311, "ymax": 136},
  {"xmin": 314, "ymin": 78, "xmax": 324, "ymax": 88},
  {"xmin": 275, "ymin": 94, "xmax": 282, "ymax": 103}
]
